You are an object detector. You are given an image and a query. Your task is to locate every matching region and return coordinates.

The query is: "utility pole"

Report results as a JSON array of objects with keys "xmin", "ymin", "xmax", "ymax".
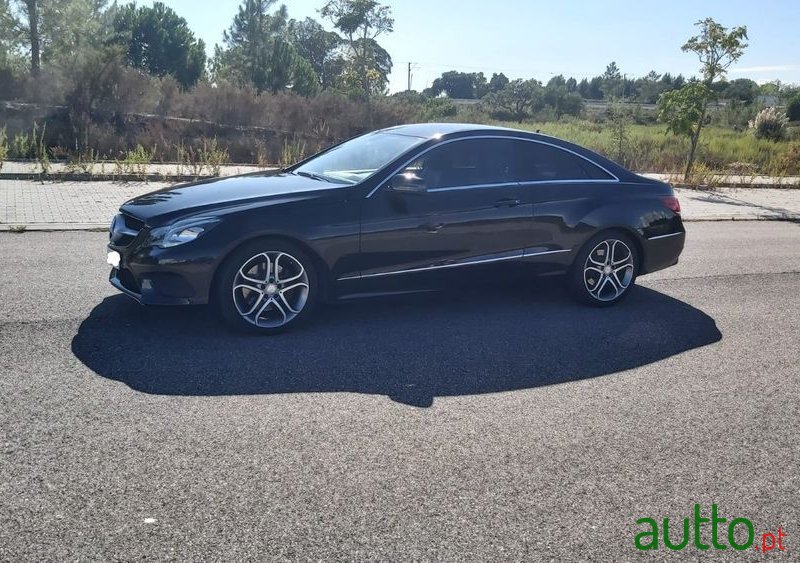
[{"xmin": 407, "ymin": 62, "xmax": 418, "ymax": 91}]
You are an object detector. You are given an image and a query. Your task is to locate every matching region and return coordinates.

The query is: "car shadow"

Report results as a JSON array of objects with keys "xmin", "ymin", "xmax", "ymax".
[{"xmin": 71, "ymin": 278, "xmax": 722, "ymax": 407}]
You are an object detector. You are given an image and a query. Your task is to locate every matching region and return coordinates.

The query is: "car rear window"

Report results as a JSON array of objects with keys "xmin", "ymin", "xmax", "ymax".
[{"xmin": 514, "ymin": 141, "xmax": 614, "ymax": 182}]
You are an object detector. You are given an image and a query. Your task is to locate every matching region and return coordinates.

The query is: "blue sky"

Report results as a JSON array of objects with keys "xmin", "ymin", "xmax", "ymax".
[{"xmin": 156, "ymin": 0, "xmax": 800, "ymax": 91}]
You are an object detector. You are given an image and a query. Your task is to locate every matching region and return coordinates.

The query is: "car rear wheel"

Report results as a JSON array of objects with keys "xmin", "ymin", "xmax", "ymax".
[
  {"xmin": 568, "ymin": 231, "xmax": 639, "ymax": 306},
  {"xmin": 216, "ymin": 240, "xmax": 318, "ymax": 334}
]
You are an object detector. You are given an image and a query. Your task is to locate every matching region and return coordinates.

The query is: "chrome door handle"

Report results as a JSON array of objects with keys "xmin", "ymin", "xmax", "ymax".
[
  {"xmin": 426, "ymin": 223, "xmax": 445, "ymax": 233},
  {"xmin": 495, "ymin": 198, "xmax": 521, "ymax": 207}
]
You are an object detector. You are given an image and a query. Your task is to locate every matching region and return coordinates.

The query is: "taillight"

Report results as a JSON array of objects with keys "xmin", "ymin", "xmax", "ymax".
[{"xmin": 662, "ymin": 196, "xmax": 681, "ymax": 214}]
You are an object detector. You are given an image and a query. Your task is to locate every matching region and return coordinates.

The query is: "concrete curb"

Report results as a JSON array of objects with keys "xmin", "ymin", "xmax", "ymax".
[
  {"xmin": 0, "ymin": 172, "xmax": 218, "ymax": 183},
  {"xmin": 0, "ymin": 223, "xmax": 110, "ymax": 231}
]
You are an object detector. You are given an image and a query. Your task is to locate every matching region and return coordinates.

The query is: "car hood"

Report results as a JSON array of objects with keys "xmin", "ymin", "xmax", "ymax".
[{"xmin": 120, "ymin": 172, "xmax": 347, "ymax": 226}]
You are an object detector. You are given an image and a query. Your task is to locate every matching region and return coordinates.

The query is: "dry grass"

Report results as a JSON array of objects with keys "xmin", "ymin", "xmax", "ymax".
[{"xmin": 491, "ymin": 119, "xmax": 798, "ymax": 176}]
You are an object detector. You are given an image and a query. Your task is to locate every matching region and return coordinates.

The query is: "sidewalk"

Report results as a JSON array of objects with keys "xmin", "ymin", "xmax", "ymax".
[{"xmin": 1, "ymin": 179, "xmax": 799, "ymax": 231}]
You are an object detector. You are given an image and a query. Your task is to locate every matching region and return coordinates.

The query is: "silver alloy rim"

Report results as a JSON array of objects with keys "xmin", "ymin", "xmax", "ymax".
[
  {"xmin": 583, "ymin": 239, "xmax": 634, "ymax": 302},
  {"xmin": 232, "ymin": 251, "xmax": 309, "ymax": 328}
]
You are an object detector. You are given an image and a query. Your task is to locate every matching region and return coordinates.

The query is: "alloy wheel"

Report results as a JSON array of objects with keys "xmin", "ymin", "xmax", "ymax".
[
  {"xmin": 583, "ymin": 239, "xmax": 635, "ymax": 302},
  {"xmin": 232, "ymin": 251, "xmax": 310, "ymax": 328}
]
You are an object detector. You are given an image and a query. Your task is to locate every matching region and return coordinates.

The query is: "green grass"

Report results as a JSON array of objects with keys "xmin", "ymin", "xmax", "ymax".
[{"xmin": 488, "ymin": 119, "xmax": 798, "ymax": 176}]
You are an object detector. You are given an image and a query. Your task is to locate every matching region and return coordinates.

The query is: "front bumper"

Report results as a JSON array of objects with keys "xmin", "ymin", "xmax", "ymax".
[
  {"xmin": 109, "ymin": 267, "xmax": 196, "ymax": 305},
  {"xmin": 108, "ymin": 237, "xmax": 217, "ymax": 306}
]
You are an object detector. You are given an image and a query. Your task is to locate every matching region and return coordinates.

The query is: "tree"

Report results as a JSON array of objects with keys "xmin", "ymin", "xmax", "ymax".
[
  {"xmin": 608, "ymin": 99, "xmax": 630, "ymax": 165},
  {"xmin": 214, "ymin": 0, "xmax": 319, "ymax": 95},
  {"xmin": 577, "ymin": 78, "xmax": 590, "ymax": 98},
  {"xmin": 723, "ymin": 78, "xmax": 759, "ymax": 104},
  {"xmin": 425, "ymin": 70, "xmax": 486, "ymax": 99},
  {"xmin": 473, "ymin": 72, "xmax": 488, "ymax": 98},
  {"xmin": 288, "ymin": 17, "xmax": 343, "ymax": 89},
  {"xmin": 635, "ymin": 71, "xmax": 664, "ymax": 103},
  {"xmin": 544, "ymin": 75, "xmax": 583, "ymax": 118},
  {"xmin": 320, "ymin": 0, "xmax": 393, "ymax": 96},
  {"xmin": 9, "ymin": 0, "xmax": 110, "ymax": 73},
  {"xmin": 600, "ymin": 61, "xmax": 622, "ymax": 99},
  {"xmin": 338, "ymin": 37, "xmax": 388, "ymax": 94},
  {"xmin": 788, "ymin": 95, "xmax": 800, "ymax": 122},
  {"xmin": 215, "ymin": 0, "xmax": 288, "ymax": 92},
  {"xmin": 565, "ymin": 76, "xmax": 577, "ymax": 93},
  {"xmin": 18, "ymin": 0, "xmax": 40, "ymax": 72},
  {"xmin": 658, "ymin": 81, "xmax": 713, "ymax": 174},
  {"xmin": 0, "ymin": 0, "xmax": 23, "ymax": 69},
  {"xmin": 290, "ymin": 52, "xmax": 320, "ymax": 96},
  {"xmin": 676, "ymin": 17, "xmax": 748, "ymax": 179},
  {"xmin": 588, "ymin": 76, "xmax": 603, "ymax": 99},
  {"xmin": 489, "ymin": 72, "xmax": 509, "ymax": 93},
  {"xmin": 113, "ymin": 2, "xmax": 206, "ymax": 89},
  {"xmin": 481, "ymin": 78, "xmax": 543, "ymax": 122}
]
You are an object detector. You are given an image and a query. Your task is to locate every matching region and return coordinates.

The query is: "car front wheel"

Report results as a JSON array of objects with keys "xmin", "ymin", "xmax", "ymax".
[
  {"xmin": 216, "ymin": 240, "xmax": 318, "ymax": 334},
  {"xmin": 569, "ymin": 232, "xmax": 639, "ymax": 306}
]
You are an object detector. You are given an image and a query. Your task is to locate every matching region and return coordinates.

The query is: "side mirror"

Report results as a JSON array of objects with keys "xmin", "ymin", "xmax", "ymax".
[{"xmin": 389, "ymin": 171, "xmax": 427, "ymax": 194}]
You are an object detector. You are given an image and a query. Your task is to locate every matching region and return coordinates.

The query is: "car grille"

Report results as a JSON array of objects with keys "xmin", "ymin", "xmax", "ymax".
[
  {"xmin": 115, "ymin": 266, "xmax": 141, "ymax": 293},
  {"xmin": 109, "ymin": 213, "xmax": 145, "ymax": 247}
]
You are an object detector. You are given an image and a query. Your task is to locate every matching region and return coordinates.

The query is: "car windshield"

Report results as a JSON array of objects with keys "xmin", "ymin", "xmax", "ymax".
[{"xmin": 293, "ymin": 132, "xmax": 425, "ymax": 185}]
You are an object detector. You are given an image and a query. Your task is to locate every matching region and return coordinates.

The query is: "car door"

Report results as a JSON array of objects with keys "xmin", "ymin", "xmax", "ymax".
[
  {"xmin": 513, "ymin": 139, "xmax": 619, "ymax": 255},
  {"xmin": 356, "ymin": 138, "xmax": 533, "ymax": 278}
]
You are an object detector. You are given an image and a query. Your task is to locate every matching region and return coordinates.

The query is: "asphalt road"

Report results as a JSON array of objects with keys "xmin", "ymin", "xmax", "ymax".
[{"xmin": 1, "ymin": 222, "xmax": 798, "ymax": 561}]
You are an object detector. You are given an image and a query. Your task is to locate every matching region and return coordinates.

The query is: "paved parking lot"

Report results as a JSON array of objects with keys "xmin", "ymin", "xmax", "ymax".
[{"xmin": 1, "ymin": 221, "xmax": 798, "ymax": 560}]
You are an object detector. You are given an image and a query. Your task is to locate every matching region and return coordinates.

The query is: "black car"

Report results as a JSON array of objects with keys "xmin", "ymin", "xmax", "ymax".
[{"xmin": 107, "ymin": 123, "xmax": 685, "ymax": 334}]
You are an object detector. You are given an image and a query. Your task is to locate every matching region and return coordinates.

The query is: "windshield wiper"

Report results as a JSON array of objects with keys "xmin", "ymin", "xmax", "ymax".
[{"xmin": 294, "ymin": 170, "xmax": 333, "ymax": 183}]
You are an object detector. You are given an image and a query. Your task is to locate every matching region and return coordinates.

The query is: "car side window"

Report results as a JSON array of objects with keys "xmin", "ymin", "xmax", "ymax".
[
  {"xmin": 402, "ymin": 139, "xmax": 516, "ymax": 190},
  {"xmin": 514, "ymin": 141, "xmax": 614, "ymax": 182}
]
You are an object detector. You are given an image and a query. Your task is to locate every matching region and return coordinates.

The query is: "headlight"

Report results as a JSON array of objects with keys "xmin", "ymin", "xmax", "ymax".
[{"xmin": 149, "ymin": 217, "xmax": 220, "ymax": 248}]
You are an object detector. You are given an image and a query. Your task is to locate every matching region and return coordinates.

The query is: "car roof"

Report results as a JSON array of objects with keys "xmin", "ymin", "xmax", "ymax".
[{"xmin": 378, "ymin": 123, "xmax": 522, "ymax": 139}]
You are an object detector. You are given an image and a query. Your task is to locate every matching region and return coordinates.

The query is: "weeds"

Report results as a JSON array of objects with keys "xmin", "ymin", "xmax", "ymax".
[
  {"xmin": 499, "ymin": 119, "xmax": 796, "ymax": 176},
  {"xmin": 117, "ymin": 145, "xmax": 155, "ymax": 179},
  {"xmin": 176, "ymin": 138, "xmax": 230, "ymax": 178},
  {"xmin": 12, "ymin": 129, "xmax": 32, "ymax": 159},
  {"xmin": 0, "ymin": 127, "xmax": 7, "ymax": 171},
  {"xmin": 176, "ymin": 142, "xmax": 204, "ymax": 177},
  {"xmin": 9, "ymin": 225, "xmax": 27, "ymax": 233},
  {"xmin": 684, "ymin": 162, "xmax": 720, "ymax": 189},
  {"xmin": 280, "ymin": 137, "xmax": 307, "ymax": 168},
  {"xmin": 65, "ymin": 149, "xmax": 99, "ymax": 176},
  {"xmin": 199, "ymin": 137, "xmax": 229, "ymax": 177},
  {"xmin": 4, "ymin": 122, "xmax": 51, "ymax": 175},
  {"xmin": 34, "ymin": 123, "xmax": 50, "ymax": 175}
]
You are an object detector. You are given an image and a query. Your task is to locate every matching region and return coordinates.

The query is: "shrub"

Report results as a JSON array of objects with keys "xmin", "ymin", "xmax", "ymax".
[
  {"xmin": 12, "ymin": 128, "xmax": 33, "ymax": 159},
  {"xmin": 776, "ymin": 143, "xmax": 800, "ymax": 175},
  {"xmin": 749, "ymin": 107, "xmax": 788, "ymax": 141},
  {"xmin": 118, "ymin": 144, "xmax": 154, "ymax": 178},
  {"xmin": 280, "ymin": 137, "xmax": 307, "ymax": 168},
  {"xmin": 419, "ymin": 97, "xmax": 458, "ymax": 121},
  {"xmin": 34, "ymin": 123, "xmax": 50, "ymax": 174},
  {"xmin": 788, "ymin": 95, "xmax": 800, "ymax": 122},
  {"xmin": 198, "ymin": 137, "xmax": 229, "ymax": 176},
  {"xmin": 0, "ymin": 127, "xmax": 7, "ymax": 170}
]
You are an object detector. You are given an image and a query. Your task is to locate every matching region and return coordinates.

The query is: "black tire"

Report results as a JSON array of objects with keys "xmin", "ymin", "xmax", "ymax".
[
  {"xmin": 568, "ymin": 230, "xmax": 639, "ymax": 307},
  {"xmin": 215, "ymin": 239, "xmax": 319, "ymax": 334}
]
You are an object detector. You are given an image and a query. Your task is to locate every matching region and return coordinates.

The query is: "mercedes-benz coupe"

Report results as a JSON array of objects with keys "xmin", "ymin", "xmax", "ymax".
[{"xmin": 107, "ymin": 123, "xmax": 685, "ymax": 334}]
